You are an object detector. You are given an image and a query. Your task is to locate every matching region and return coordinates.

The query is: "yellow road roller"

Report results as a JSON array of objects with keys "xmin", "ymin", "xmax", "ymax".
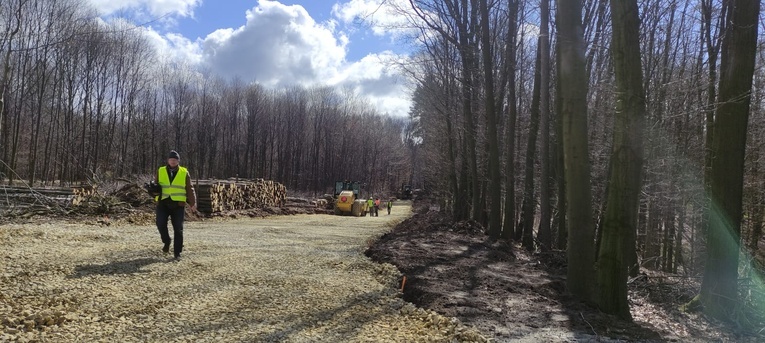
[{"xmin": 334, "ymin": 181, "xmax": 368, "ymax": 216}]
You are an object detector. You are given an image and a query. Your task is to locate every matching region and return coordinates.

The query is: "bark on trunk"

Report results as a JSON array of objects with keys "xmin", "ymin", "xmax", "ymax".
[
  {"xmin": 556, "ymin": 0, "xmax": 596, "ymax": 302},
  {"xmin": 698, "ymin": 0, "xmax": 760, "ymax": 321},
  {"xmin": 519, "ymin": 37, "xmax": 542, "ymax": 249},
  {"xmin": 501, "ymin": 0, "xmax": 520, "ymax": 241},
  {"xmin": 537, "ymin": 0, "xmax": 553, "ymax": 251},
  {"xmin": 596, "ymin": 0, "xmax": 646, "ymax": 320},
  {"xmin": 479, "ymin": 0, "xmax": 503, "ymax": 238}
]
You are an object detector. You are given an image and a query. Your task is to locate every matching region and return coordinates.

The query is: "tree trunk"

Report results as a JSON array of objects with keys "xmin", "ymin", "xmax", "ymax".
[
  {"xmin": 447, "ymin": 113, "xmax": 461, "ymax": 218},
  {"xmin": 596, "ymin": 0, "xmax": 646, "ymax": 320},
  {"xmin": 450, "ymin": 0, "xmax": 480, "ymax": 223},
  {"xmin": 556, "ymin": 0, "xmax": 596, "ymax": 303},
  {"xmin": 675, "ymin": 201, "xmax": 685, "ymax": 274},
  {"xmin": 0, "ymin": 1, "xmax": 24, "ymax": 163},
  {"xmin": 555, "ymin": 31, "xmax": 567, "ymax": 250},
  {"xmin": 698, "ymin": 0, "xmax": 759, "ymax": 321},
  {"xmin": 750, "ymin": 200, "xmax": 763, "ymax": 251},
  {"xmin": 519, "ymin": 37, "xmax": 542, "ymax": 249},
  {"xmin": 663, "ymin": 206, "xmax": 676, "ymax": 273},
  {"xmin": 701, "ymin": 0, "xmax": 726, "ymax": 188},
  {"xmin": 501, "ymin": 0, "xmax": 519, "ymax": 241},
  {"xmin": 479, "ymin": 0, "xmax": 503, "ymax": 239},
  {"xmin": 461, "ymin": 0, "xmax": 481, "ymax": 222},
  {"xmin": 537, "ymin": 0, "xmax": 552, "ymax": 251}
]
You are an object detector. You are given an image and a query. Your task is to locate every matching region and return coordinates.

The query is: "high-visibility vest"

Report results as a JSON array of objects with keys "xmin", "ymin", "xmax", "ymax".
[
  {"xmin": 156, "ymin": 166, "xmax": 188, "ymax": 202},
  {"xmin": 367, "ymin": 199, "xmax": 374, "ymax": 208}
]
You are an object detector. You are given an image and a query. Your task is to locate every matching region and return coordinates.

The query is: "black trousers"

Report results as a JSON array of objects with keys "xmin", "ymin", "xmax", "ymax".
[{"xmin": 156, "ymin": 201, "xmax": 184, "ymax": 256}]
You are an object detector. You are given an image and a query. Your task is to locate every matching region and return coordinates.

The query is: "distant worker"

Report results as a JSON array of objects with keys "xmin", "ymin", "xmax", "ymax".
[
  {"xmin": 386, "ymin": 199, "xmax": 393, "ymax": 215},
  {"xmin": 367, "ymin": 197, "xmax": 375, "ymax": 217},
  {"xmin": 374, "ymin": 198, "xmax": 381, "ymax": 217},
  {"xmin": 155, "ymin": 150, "xmax": 196, "ymax": 261}
]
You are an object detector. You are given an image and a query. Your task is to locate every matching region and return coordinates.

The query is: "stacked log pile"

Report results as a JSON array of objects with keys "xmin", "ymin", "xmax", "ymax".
[
  {"xmin": 195, "ymin": 179, "xmax": 286, "ymax": 214},
  {"xmin": 1, "ymin": 179, "xmax": 289, "ymax": 217},
  {"xmin": 0, "ymin": 186, "xmax": 75, "ymax": 211}
]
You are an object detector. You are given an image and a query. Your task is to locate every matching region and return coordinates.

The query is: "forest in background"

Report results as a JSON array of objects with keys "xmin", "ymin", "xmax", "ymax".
[{"xmin": 0, "ymin": 0, "xmax": 415, "ymax": 196}]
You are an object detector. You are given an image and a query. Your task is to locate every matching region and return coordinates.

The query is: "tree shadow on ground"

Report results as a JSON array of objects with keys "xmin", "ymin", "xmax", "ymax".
[
  {"xmin": 365, "ymin": 211, "xmax": 669, "ymax": 342},
  {"xmin": 162, "ymin": 286, "xmax": 400, "ymax": 342},
  {"xmin": 70, "ymin": 257, "xmax": 162, "ymax": 278},
  {"xmin": 252, "ymin": 290, "xmax": 390, "ymax": 342}
]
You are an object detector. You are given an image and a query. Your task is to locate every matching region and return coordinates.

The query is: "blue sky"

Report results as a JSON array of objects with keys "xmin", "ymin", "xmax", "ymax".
[
  {"xmin": 87, "ymin": 0, "xmax": 415, "ymax": 117},
  {"xmin": 174, "ymin": 1, "xmax": 403, "ymax": 61}
]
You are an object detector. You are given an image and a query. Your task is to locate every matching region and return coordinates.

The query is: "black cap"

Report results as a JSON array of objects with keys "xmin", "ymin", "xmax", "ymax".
[{"xmin": 168, "ymin": 150, "xmax": 180, "ymax": 160}]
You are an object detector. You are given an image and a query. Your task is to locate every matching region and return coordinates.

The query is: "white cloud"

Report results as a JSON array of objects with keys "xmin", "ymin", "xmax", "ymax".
[
  {"xmin": 331, "ymin": 0, "xmax": 415, "ymax": 38},
  {"xmin": 88, "ymin": 0, "xmax": 200, "ymax": 19},
  {"xmin": 330, "ymin": 52, "xmax": 411, "ymax": 116},
  {"xmin": 200, "ymin": 0, "xmax": 348, "ymax": 86},
  {"xmin": 142, "ymin": 28, "xmax": 204, "ymax": 65},
  {"xmin": 101, "ymin": 0, "xmax": 412, "ymax": 117}
]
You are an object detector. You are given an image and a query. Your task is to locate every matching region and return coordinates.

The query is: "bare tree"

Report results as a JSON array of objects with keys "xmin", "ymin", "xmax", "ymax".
[
  {"xmin": 698, "ymin": 0, "xmax": 760, "ymax": 321},
  {"xmin": 596, "ymin": 0, "xmax": 646, "ymax": 320},
  {"xmin": 479, "ymin": 0, "xmax": 503, "ymax": 238},
  {"xmin": 501, "ymin": 0, "xmax": 520, "ymax": 240},
  {"xmin": 537, "ymin": 0, "xmax": 552, "ymax": 250},
  {"xmin": 0, "ymin": 0, "xmax": 27, "ymax": 158},
  {"xmin": 556, "ymin": 0, "xmax": 596, "ymax": 302}
]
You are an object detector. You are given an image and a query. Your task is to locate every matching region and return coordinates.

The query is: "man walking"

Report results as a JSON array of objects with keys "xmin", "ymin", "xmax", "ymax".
[
  {"xmin": 155, "ymin": 150, "xmax": 196, "ymax": 261},
  {"xmin": 386, "ymin": 199, "xmax": 393, "ymax": 215},
  {"xmin": 374, "ymin": 198, "xmax": 381, "ymax": 217}
]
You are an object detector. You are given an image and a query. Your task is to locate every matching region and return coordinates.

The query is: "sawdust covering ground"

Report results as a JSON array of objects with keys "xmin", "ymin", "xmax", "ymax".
[{"xmin": 0, "ymin": 204, "xmax": 487, "ymax": 342}]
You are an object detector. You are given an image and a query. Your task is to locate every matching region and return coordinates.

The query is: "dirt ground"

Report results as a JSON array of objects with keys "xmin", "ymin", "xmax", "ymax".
[
  {"xmin": 366, "ymin": 209, "xmax": 765, "ymax": 342},
  {"xmin": 4, "ymin": 199, "xmax": 763, "ymax": 342},
  {"xmin": 0, "ymin": 203, "xmax": 489, "ymax": 342}
]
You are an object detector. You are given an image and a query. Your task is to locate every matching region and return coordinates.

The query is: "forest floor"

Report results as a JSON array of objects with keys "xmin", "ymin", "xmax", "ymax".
[
  {"xmin": 4, "ymin": 194, "xmax": 764, "ymax": 342},
  {"xmin": 1, "ymin": 203, "xmax": 494, "ymax": 342},
  {"xmin": 366, "ymin": 205, "xmax": 765, "ymax": 342}
]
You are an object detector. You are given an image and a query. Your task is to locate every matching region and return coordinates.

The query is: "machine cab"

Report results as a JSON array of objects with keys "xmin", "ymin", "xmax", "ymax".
[{"xmin": 335, "ymin": 180, "xmax": 360, "ymax": 198}]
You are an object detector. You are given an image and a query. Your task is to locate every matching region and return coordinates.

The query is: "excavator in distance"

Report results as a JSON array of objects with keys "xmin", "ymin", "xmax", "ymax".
[
  {"xmin": 334, "ymin": 180, "xmax": 368, "ymax": 216},
  {"xmin": 399, "ymin": 184, "xmax": 413, "ymax": 200}
]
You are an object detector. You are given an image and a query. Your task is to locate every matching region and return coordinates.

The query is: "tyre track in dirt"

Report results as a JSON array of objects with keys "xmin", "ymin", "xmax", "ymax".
[{"xmin": 0, "ymin": 204, "xmax": 486, "ymax": 342}]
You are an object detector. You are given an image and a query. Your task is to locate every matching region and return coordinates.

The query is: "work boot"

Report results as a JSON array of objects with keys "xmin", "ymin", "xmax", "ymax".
[
  {"xmin": 162, "ymin": 241, "xmax": 171, "ymax": 254},
  {"xmin": 173, "ymin": 254, "xmax": 181, "ymax": 261}
]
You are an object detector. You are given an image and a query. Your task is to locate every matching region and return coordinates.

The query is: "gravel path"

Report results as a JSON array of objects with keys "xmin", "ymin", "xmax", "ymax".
[{"xmin": 0, "ymin": 205, "xmax": 487, "ymax": 342}]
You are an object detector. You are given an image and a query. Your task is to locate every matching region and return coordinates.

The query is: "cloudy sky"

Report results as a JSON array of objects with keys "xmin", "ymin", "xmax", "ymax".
[{"xmin": 87, "ymin": 0, "xmax": 414, "ymax": 117}]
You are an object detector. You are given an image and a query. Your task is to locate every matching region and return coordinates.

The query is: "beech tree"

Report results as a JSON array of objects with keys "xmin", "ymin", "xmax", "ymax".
[
  {"xmin": 556, "ymin": 0, "xmax": 596, "ymax": 302},
  {"xmin": 597, "ymin": 0, "xmax": 646, "ymax": 320},
  {"xmin": 479, "ymin": 0, "xmax": 502, "ymax": 238},
  {"xmin": 501, "ymin": 0, "xmax": 520, "ymax": 241},
  {"xmin": 698, "ymin": 0, "xmax": 760, "ymax": 321},
  {"xmin": 536, "ymin": 0, "xmax": 552, "ymax": 250}
]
